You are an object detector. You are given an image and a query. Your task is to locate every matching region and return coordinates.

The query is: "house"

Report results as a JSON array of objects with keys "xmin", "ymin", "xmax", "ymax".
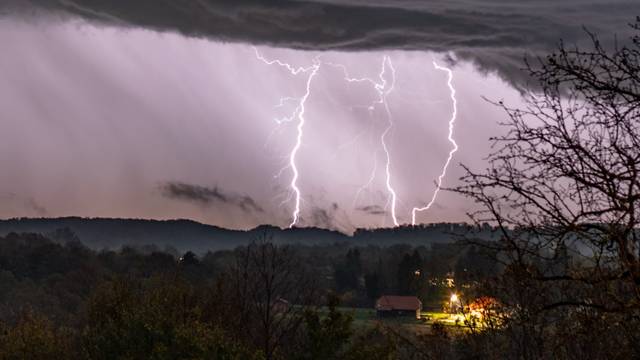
[
  {"xmin": 375, "ymin": 295, "xmax": 422, "ymax": 319},
  {"xmin": 273, "ymin": 298, "xmax": 291, "ymax": 313}
]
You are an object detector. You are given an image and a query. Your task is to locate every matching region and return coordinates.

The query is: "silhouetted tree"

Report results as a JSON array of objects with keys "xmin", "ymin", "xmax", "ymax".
[
  {"xmin": 0, "ymin": 311, "xmax": 73, "ymax": 360},
  {"xmin": 454, "ymin": 19, "xmax": 640, "ymax": 358},
  {"xmin": 396, "ymin": 250, "xmax": 422, "ymax": 295},
  {"xmin": 82, "ymin": 276, "xmax": 255, "ymax": 360},
  {"xmin": 225, "ymin": 235, "xmax": 319, "ymax": 360},
  {"xmin": 334, "ymin": 249, "xmax": 362, "ymax": 292},
  {"xmin": 364, "ymin": 272, "xmax": 382, "ymax": 301},
  {"xmin": 296, "ymin": 294, "xmax": 353, "ymax": 360},
  {"xmin": 179, "ymin": 251, "xmax": 199, "ymax": 266}
]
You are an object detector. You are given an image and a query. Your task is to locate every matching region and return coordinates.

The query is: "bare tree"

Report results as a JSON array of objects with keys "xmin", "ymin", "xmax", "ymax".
[
  {"xmin": 453, "ymin": 18, "xmax": 640, "ymax": 358},
  {"xmin": 224, "ymin": 233, "xmax": 319, "ymax": 360}
]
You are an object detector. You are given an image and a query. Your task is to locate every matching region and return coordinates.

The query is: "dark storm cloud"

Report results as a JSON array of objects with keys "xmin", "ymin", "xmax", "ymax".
[
  {"xmin": 161, "ymin": 182, "xmax": 263, "ymax": 213},
  {"xmin": 5, "ymin": 0, "xmax": 640, "ymax": 87},
  {"xmin": 356, "ymin": 205, "xmax": 387, "ymax": 216}
]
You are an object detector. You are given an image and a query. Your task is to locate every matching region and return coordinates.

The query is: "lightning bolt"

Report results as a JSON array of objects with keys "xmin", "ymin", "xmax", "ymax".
[
  {"xmin": 253, "ymin": 47, "xmax": 320, "ymax": 228},
  {"xmin": 411, "ymin": 60, "xmax": 459, "ymax": 225},
  {"xmin": 380, "ymin": 58, "xmax": 399, "ymax": 227},
  {"xmin": 255, "ymin": 48, "xmax": 456, "ymax": 229},
  {"xmin": 326, "ymin": 56, "xmax": 399, "ymax": 226}
]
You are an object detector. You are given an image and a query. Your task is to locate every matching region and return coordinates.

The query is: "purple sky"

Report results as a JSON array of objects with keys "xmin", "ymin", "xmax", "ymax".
[{"xmin": 0, "ymin": 1, "xmax": 637, "ymax": 232}]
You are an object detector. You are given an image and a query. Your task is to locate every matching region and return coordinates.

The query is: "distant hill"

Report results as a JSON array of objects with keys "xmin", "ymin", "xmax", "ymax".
[{"xmin": 0, "ymin": 217, "xmax": 499, "ymax": 253}]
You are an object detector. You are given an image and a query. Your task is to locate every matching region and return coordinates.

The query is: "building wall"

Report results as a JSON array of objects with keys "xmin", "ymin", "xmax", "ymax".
[{"xmin": 376, "ymin": 309, "xmax": 417, "ymax": 318}]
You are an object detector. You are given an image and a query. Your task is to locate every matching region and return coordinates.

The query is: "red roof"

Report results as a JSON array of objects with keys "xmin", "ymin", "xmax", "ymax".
[{"xmin": 376, "ymin": 295, "xmax": 421, "ymax": 311}]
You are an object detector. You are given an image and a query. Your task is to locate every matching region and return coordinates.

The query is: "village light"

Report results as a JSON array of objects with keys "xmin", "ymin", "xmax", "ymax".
[{"xmin": 449, "ymin": 293, "xmax": 459, "ymax": 314}]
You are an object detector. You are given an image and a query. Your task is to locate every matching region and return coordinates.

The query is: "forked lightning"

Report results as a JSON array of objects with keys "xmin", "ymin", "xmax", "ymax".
[{"xmin": 254, "ymin": 48, "xmax": 458, "ymax": 228}]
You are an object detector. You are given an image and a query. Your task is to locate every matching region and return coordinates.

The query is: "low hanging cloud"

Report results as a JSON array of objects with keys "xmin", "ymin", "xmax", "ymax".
[
  {"xmin": 307, "ymin": 202, "xmax": 345, "ymax": 230},
  {"xmin": 0, "ymin": 193, "xmax": 48, "ymax": 217},
  {"xmin": 24, "ymin": 198, "xmax": 48, "ymax": 217},
  {"xmin": 4, "ymin": 0, "xmax": 639, "ymax": 87},
  {"xmin": 160, "ymin": 182, "xmax": 264, "ymax": 213},
  {"xmin": 356, "ymin": 205, "xmax": 387, "ymax": 216},
  {"xmin": 309, "ymin": 207, "xmax": 333, "ymax": 229}
]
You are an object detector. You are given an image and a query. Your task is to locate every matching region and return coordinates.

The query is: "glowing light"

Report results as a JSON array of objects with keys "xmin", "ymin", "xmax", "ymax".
[
  {"xmin": 253, "ymin": 47, "xmax": 320, "ymax": 227},
  {"xmin": 411, "ymin": 60, "xmax": 459, "ymax": 225}
]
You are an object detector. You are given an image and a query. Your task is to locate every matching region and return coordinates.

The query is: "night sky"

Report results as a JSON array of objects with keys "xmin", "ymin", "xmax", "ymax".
[{"xmin": 1, "ymin": 1, "xmax": 638, "ymax": 232}]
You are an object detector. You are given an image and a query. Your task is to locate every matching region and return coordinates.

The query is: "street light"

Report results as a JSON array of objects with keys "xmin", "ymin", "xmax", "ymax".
[{"xmin": 450, "ymin": 293, "xmax": 458, "ymax": 314}]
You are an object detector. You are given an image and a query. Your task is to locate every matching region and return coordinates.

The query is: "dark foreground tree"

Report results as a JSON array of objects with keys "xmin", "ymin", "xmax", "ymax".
[
  {"xmin": 82, "ymin": 276, "xmax": 256, "ymax": 360},
  {"xmin": 295, "ymin": 294, "xmax": 353, "ymax": 360},
  {"xmin": 0, "ymin": 312, "xmax": 73, "ymax": 360},
  {"xmin": 221, "ymin": 235, "xmax": 320, "ymax": 360},
  {"xmin": 453, "ymin": 18, "xmax": 640, "ymax": 359}
]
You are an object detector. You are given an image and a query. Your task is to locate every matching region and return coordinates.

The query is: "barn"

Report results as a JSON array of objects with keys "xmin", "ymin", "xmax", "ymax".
[{"xmin": 375, "ymin": 295, "xmax": 422, "ymax": 319}]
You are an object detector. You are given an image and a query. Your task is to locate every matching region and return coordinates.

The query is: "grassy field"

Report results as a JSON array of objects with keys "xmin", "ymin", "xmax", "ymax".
[{"xmin": 328, "ymin": 307, "xmax": 467, "ymax": 334}]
